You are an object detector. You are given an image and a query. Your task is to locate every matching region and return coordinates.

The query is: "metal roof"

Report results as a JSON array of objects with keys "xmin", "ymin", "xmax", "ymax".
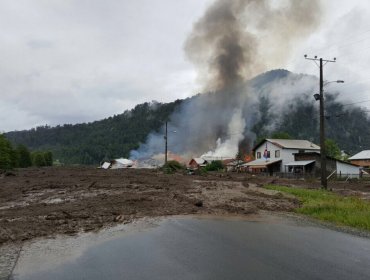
[
  {"xmin": 192, "ymin": 158, "xmax": 207, "ymax": 164},
  {"xmin": 115, "ymin": 158, "xmax": 134, "ymax": 165},
  {"xmin": 284, "ymin": 160, "xmax": 315, "ymax": 166},
  {"xmin": 242, "ymin": 159, "xmax": 282, "ymax": 167},
  {"xmin": 201, "ymin": 156, "xmax": 233, "ymax": 162},
  {"xmin": 266, "ymin": 139, "xmax": 320, "ymax": 150},
  {"xmin": 348, "ymin": 150, "xmax": 370, "ymax": 160}
]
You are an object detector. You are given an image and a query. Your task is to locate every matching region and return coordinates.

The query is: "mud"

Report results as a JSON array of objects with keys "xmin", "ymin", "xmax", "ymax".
[
  {"xmin": 1, "ymin": 167, "xmax": 370, "ymax": 279},
  {"xmin": 0, "ymin": 167, "xmax": 302, "ymax": 246},
  {"xmin": 1, "ymin": 167, "xmax": 370, "ymax": 246}
]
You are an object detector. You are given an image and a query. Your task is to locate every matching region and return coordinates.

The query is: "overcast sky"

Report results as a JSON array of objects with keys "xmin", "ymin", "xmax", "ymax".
[{"xmin": 1, "ymin": 0, "xmax": 370, "ymax": 132}]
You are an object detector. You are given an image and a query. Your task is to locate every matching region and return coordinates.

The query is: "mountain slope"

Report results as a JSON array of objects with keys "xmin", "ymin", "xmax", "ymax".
[
  {"xmin": 6, "ymin": 100, "xmax": 183, "ymax": 164},
  {"xmin": 5, "ymin": 70, "xmax": 370, "ymax": 164}
]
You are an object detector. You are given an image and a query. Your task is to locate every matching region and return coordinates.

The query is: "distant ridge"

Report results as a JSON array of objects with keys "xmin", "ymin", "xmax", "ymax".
[{"xmin": 5, "ymin": 69, "xmax": 370, "ymax": 164}]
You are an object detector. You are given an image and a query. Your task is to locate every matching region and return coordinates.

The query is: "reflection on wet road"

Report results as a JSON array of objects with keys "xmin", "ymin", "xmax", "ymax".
[{"xmin": 13, "ymin": 216, "xmax": 370, "ymax": 280}]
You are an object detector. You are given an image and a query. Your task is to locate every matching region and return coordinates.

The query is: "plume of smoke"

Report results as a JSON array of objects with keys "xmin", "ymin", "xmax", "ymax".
[
  {"xmin": 184, "ymin": 0, "xmax": 321, "ymax": 92},
  {"xmin": 201, "ymin": 109, "xmax": 246, "ymax": 158},
  {"xmin": 130, "ymin": 0, "xmax": 322, "ymax": 163}
]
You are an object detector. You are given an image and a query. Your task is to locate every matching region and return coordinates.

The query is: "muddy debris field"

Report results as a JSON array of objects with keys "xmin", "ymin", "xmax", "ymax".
[{"xmin": 0, "ymin": 167, "xmax": 306, "ymax": 244}]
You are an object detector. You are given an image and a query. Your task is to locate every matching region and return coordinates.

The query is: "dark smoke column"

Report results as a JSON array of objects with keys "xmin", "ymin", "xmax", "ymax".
[
  {"xmin": 184, "ymin": 0, "xmax": 321, "ymax": 92},
  {"xmin": 184, "ymin": 0, "xmax": 254, "ymax": 92}
]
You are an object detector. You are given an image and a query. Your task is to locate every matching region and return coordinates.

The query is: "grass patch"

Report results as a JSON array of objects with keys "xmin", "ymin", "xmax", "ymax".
[{"xmin": 265, "ymin": 185, "xmax": 370, "ymax": 231}]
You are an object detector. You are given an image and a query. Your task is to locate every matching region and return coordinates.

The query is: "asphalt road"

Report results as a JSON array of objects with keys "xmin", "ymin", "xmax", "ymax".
[{"xmin": 12, "ymin": 216, "xmax": 370, "ymax": 280}]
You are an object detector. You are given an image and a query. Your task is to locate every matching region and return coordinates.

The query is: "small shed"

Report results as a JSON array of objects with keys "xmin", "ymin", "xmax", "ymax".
[{"xmin": 294, "ymin": 152, "xmax": 360, "ymax": 178}]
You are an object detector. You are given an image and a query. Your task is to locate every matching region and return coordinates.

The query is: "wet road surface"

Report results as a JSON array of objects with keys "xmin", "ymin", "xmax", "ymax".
[{"xmin": 12, "ymin": 216, "xmax": 370, "ymax": 280}]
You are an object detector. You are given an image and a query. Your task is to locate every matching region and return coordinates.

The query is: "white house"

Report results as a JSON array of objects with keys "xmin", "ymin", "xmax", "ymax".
[{"xmin": 243, "ymin": 139, "xmax": 320, "ymax": 173}]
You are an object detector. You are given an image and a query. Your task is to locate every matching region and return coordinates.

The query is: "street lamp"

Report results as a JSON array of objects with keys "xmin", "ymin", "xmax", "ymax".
[
  {"xmin": 313, "ymin": 79, "xmax": 344, "ymax": 189},
  {"xmin": 313, "ymin": 81, "xmax": 344, "ymax": 100}
]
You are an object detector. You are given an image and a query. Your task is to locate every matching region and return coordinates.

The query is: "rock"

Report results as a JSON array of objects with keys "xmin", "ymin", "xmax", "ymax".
[{"xmin": 114, "ymin": 215, "xmax": 124, "ymax": 222}]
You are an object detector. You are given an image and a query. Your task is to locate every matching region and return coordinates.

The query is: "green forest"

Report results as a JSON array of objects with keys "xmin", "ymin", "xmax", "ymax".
[
  {"xmin": 5, "ymin": 100, "xmax": 183, "ymax": 165},
  {"xmin": 0, "ymin": 134, "xmax": 52, "ymax": 169}
]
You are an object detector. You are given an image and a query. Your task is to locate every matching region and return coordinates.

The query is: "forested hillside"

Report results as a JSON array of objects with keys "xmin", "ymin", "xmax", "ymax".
[
  {"xmin": 5, "ymin": 70, "xmax": 370, "ymax": 165},
  {"xmin": 6, "ymin": 100, "xmax": 183, "ymax": 165}
]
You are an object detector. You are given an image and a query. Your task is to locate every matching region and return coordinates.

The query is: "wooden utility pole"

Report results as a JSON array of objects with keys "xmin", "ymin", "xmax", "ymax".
[
  {"xmin": 164, "ymin": 121, "xmax": 168, "ymax": 165},
  {"xmin": 304, "ymin": 55, "xmax": 337, "ymax": 189}
]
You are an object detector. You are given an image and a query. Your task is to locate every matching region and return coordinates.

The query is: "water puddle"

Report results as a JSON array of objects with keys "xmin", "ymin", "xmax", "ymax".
[{"xmin": 11, "ymin": 215, "xmax": 370, "ymax": 280}]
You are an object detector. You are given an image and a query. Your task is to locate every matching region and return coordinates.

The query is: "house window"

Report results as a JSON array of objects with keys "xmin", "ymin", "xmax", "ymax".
[
  {"xmin": 257, "ymin": 152, "xmax": 261, "ymax": 159},
  {"xmin": 266, "ymin": 151, "xmax": 270, "ymax": 158},
  {"xmin": 275, "ymin": 150, "xmax": 280, "ymax": 158}
]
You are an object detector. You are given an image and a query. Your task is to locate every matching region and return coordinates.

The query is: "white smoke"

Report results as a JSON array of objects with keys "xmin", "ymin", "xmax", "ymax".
[{"xmin": 201, "ymin": 109, "xmax": 245, "ymax": 158}]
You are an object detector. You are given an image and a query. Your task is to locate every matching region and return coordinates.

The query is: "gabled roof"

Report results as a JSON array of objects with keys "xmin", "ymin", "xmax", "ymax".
[
  {"xmin": 294, "ymin": 152, "xmax": 359, "ymax": 167},
  {"xmin": 190, "ymin": 158, "xmax": 207, "ymax": 165},
  {"xmin": 201, "ymin": 156, "xmax": 233, "ymax": 162},
  {"xmin": 349, "ymin": 150, "xmax": 370, "ymax": 160},
  {"xmin": 114, "ymin": 158, "xmax": 134, "ymax": 165},
  {"xmin": 253, "ymin": 139, "xmax": 320, "ymax": 151}
]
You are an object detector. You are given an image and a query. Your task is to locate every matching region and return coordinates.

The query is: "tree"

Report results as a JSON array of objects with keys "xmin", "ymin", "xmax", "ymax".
[
  {"xmin": 270, "ymin": 132, "xmax": 292, "ymax": 139},
  {"xmin": 16, "ymin": 144, "xmax": 32, "ymax": 168},
  {"xmin": 204, "ymin": 160, "xmax": 224, "ymax": 171},
  {"xmin": 235, "ymin": 150, "xmax": 243, "ymax": 161},
  {"xmin": 325, "ymin": 139, "xmax": 341, "ymax": 159},
  {"xmin": 0, "ymin": 135, "xmax": 15, "ymax": 169},
  {"xmin": 32, "ymin": 152, "xmax": 46, "ymax": 167},
  {"xmin": 44, "ymin": 151, "xmax": 53, "ymax": 166}
]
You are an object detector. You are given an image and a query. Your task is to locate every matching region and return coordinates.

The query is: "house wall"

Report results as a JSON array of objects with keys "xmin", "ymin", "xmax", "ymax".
[
  {"xmin": 336, "ymin": 162, "xmax": 360, "ymax": 178},
  {"xmin": 350, "ymin": 159, "xmax": 370, "ymax": 167},
  {"xmin": 254, "ymin": 141, "xmax": 321, "ymax": 172},
  {"xmin": 254, "ymin": 142, "xmax": 284, "ymax": 172},
  {"xmin": 189, "ymin": 160, "xmax": 199, "ymax": 169}
]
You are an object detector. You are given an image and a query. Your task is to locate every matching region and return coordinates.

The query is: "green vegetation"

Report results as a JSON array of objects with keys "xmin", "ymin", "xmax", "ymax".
[
  {"xmin": 6, "ymin": 100, "xmax": 182, "ymax": 165},
  {"xmin": 325, "ymin": 139, "xmax": 341, "ymax": 160},
  {"xmin": 265, "ymin": 185, "xmax": 370, "ymax": 231},
  {"xmin": 270, "ymin": 132, "xmax": 292, "ymax": 139},
  {"xmin": 0, "ymin": 134, "xmax": 52, "ymax": 169},
  {"xmin": 203, "ymin": 160, "xmax": 224, "ymax": 172},
  {"xmin": 0, "ymin": 135, "xmax": 15, "ymax": 169},
  {"xmin": 16, "ymin": 144, "xmax": 32, "ymax": 168},
  {"xmin": 31, "ymin": 151, "xmax": 53, "ymax": 167},
  {"xmin": 162, "ymin": 160, "xmax": 184, "ymax": 174}
]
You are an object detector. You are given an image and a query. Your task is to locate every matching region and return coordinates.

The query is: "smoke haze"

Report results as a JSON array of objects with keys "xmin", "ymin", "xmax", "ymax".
[{"xmin": 130, "ymin": 0, "xmax": 322, "ymax": 163}]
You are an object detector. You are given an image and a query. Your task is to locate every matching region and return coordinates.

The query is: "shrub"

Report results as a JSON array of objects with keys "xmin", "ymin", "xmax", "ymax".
[
  {"xmin": 163, "ymin": 160, "xmax": 184, "ymax": 173},
  {"xmin": 204, "ymin": 160, "xmax": 224, "ymax": 172}
]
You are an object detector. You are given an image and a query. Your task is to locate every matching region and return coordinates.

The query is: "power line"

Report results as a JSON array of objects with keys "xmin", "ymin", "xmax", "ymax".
[
  {"xmin": 341, "ymin": 99, "xmax": 370, "ymax": 107},
  {"xmin": 309, "ymin": 29, "xmax": 370, "ymax": 54}
]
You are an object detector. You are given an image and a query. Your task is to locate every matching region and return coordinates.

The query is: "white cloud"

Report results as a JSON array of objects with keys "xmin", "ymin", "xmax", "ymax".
[{"xmin": 0, "ymin": 0, "xmax": 369, "ymax": 132}]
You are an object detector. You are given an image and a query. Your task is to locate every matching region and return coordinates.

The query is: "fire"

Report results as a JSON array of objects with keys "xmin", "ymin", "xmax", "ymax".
[
  {"xmin": 167, "ymin": 151, "xmax": 186, "ymax": 164},
  {"xmin": 244, "ymin": 154, "xmax": 253, "ymax": 162}
]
